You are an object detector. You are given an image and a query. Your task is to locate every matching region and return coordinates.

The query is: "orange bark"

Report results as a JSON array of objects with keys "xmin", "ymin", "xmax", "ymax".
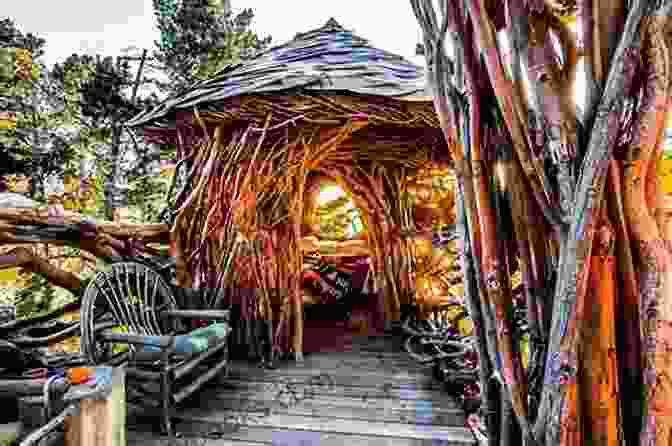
[
  {"xmin": 621, "ymin": 18, "xmax": 672, "ymax": 445},
  {"xmin": 578, "ymin": 209, "xmax": 621, "ymax": 445},
  {"xmin": 559, "ymin": 380, "xmax": 583, "ymax": 446}
]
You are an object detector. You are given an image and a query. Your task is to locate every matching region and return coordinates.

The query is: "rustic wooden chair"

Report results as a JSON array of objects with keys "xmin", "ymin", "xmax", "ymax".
[{"xmin": 79, "ymin": 262, "xmax": 231, "ymax": 436}]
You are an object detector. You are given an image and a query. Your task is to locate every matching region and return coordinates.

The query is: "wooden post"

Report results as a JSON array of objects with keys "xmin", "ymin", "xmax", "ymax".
[{"xmin": 64, "ymin": 367, "xmax": 126, "ymax": 446}]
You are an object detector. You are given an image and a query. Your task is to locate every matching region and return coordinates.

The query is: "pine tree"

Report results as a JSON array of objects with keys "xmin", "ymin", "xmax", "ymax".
[{"xmin": 152, "ymin": 0, "xmax": 271, "ymax": 94}]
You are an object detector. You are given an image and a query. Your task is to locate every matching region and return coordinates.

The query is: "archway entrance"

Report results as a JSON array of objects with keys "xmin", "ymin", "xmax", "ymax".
[
  {"xmin": 297, "ymin": 176, "xmax": 383, "ymax": 353},
  {"xmin": 313, "ymin": 182, "xmax": 364, "ymax": 241}
]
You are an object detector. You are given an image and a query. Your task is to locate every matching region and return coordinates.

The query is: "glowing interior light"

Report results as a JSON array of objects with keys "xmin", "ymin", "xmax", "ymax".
[{"xmin": 316, "ymin": 184, "xmax": 346, "ymax": 205}]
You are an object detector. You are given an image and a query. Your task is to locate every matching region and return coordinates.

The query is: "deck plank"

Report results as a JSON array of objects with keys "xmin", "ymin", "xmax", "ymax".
[
  {"xmin": 128, "ymin": 429, "xmax": 268, "ymax": 445},
  {"xmin": 219, "ymin": 363, "xmax": 443, "ymax": 390},
  {"xmin": 131, "ymin": 424, "xmax": 472, "ymax": 446},
  {"xmin": 184, "ymin": 391, "xmax": 464, "ymax": 426},
  {"xmin": 176, "ymin": 412, "xmax": 475, "ymax": 443},
  {"xmin": 208, "ymin": 377, "xmax": 450, "ymax": 401},
  {"xmin": 198, "ymin": 387, "xmax": 461, "ymax": 413},
  {"xmin": 128, "ymin": 333, "xmax": 475, "ymax": 446}
]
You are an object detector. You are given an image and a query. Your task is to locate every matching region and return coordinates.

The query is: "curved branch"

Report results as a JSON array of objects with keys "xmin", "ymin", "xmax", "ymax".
[
  {"xmin": 0, "ymin": 246, "xmax": 83, "ymax": 294},
  {"xmin": 623, "ymin": 18, "xmax": 670, "ymax": 250},
  {"xmin": 621, "ymin": 15, "xmax": 672, "ymax": 445},
  {"xmin": 0, "ymin": 207, "xmax": 169, "ymax": 242},
  {"xmin": 0, "ymin": 206, "xmax": 170, "ymax": 264}
]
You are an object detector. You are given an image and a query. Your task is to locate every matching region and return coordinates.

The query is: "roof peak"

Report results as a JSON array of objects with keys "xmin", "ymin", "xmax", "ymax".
[
  {"xmin": 293, "ymin": 17, "xmax": 348, "ymax": 41},
  {"xmin": 324, "ymin": 17, "xmax": 342, "ymax": 29}
]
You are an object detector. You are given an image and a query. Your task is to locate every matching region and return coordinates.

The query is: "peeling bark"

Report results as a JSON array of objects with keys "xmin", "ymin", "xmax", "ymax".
[
  {"xmin": 622, "ymin": 14, "xmax": 672, "ymax": 445},
  {"xmin": 413, "ymin": 0, "xmax": 660, "ymax": 444}
]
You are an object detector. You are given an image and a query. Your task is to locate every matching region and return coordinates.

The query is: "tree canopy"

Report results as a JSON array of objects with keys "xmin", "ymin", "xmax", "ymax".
[
  {"xmin": 0, "ymin": 2, "xmax": 272, "ymax": 315},
  {"xmin": 152, "ymin": 0, "xmax": 272, "ymax": 94}
]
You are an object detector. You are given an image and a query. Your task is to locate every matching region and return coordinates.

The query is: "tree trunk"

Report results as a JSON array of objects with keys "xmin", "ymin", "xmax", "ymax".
[{"xmin": 411, "ymin": 0, "xmax": 671, "ymax": 444}]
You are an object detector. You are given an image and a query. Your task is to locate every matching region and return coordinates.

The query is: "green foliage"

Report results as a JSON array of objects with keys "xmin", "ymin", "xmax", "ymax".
[
  {"xmin": 0, "ymin": 18, "xmax": 46, "ymax": 59},
  {"xmin": 0, "ymin": 19, "xmax": 168, "ymax": 314},
  {"xmin": 154, "ymin": 0, "xmax": 179, "ymax": 49},
  {"xmin": 152, "ymin": 0, "xmax": 271, "ymax": 94},
  {"xmin": 317, "ymin": 194, "xmax": 351, "ymax": 216},
  {"xmin": 0, "ymin": 19, "xmax": 71, "ymax": 182},
  {"xmin": 128, "ymin": 172, "xmax": 170, "ymax": 223},
  {"xmin": 83, "ymin": 174, "xmax": 106, "ymax": 218},
  {"xmin": 0, "ymin": 8, "xmax": 268, "ymax": 226},
  {"xmin": 51, "ymin": 54, "xmax": 146, "ymax": 131},
  {"xmin": 49, "ymin": 53, "xmax": 162, "ymax": 219},
  {"xmin": 0, "ymin": 48, "xmax": 15, "ymax": 81},
  {"xmin": 431, "ymin": 174, "xmax": 454, "ymax": 195},
  {"xmin": 315, "ymin": 189, "xmax": 362, "ymax": 241},
  {"xmin": 0, "ymin": 284, "xmax": 15, "ymax": 306},
  {"xmin": 80, "ymin": 57, "xmax": 140, "ymax": 125},
  {"xmin": 12, "ymin": 271, "xmax": 78, "ymax": 318},
  {"xmin": 14, "ymin": 273, "xmax": 56, "ymax": 318}
]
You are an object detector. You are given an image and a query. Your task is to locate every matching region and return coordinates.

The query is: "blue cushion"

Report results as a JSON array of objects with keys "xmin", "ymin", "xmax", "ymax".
[{"xmin": 138, "ymin": 322, "xmax": 231, "ymax": 354}]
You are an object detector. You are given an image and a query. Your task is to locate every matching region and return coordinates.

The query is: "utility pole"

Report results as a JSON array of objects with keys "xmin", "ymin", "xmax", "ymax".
[
  {"xmin": 29, "ymin": 54, "xmax": 43, "ymax": 201},
  {"xmin": 130, "ymin": 49, "xmax": 148, "ymax": 105},
  {"xmin": 106, "ymin": 49, "xmax": 148, "ymax": 222}
]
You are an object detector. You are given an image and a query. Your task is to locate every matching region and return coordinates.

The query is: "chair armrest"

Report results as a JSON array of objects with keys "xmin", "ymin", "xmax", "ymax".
[
  {"xmin": 164, "ymin": 309, "xmax": 230, "ymax": 321},
  {"xmin": 100, "ymin": 330, "xmax": 174, "ymax": 349}
]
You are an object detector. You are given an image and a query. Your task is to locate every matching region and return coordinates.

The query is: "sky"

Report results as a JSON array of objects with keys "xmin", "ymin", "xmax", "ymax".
[
  {"xmin": 4, "ymin": 1, "xmax": 588, "ymax": 109},
  {"xmin": 4, "ymin": 0, "xmax": 426, "ymax": 68}
]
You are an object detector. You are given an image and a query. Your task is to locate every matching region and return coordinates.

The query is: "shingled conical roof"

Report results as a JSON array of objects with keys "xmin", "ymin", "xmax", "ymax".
[{"xmin": 126, "ymin": 18, "xmax": 429, "ymax": 128}]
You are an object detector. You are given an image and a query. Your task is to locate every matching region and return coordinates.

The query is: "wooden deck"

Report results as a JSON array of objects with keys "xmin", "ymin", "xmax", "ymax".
[{"xmin": 127, "ymin": 333, "xmax": 476, "ymax": 445}]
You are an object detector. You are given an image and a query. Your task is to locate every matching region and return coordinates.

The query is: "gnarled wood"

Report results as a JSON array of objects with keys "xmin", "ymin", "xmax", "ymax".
[{"xmin": 0, "ymin": 247, "xmax": 83, "ymax": 294}]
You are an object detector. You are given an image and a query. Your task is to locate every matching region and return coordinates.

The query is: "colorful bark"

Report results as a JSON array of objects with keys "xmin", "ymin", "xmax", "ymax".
[
  {"xmin": 578, "ymin": 209, "xmax": 621, "ymax": 445},
  {"xmin": 621, "ymin": 16, "xmax": 672, "ymax": 446},
  {"xmin": 412, "ymin": 0, "xmax": 664, "ymax": 444}
]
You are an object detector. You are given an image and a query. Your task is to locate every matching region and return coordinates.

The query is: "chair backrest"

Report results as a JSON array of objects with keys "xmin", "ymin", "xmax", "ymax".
[{"xmin": 84, "ymin": 262, "xmax": 180, "ymax": 337}]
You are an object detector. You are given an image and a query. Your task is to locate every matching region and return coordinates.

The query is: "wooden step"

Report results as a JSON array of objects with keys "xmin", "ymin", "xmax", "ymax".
[
  {"xmin": 184, "ymin": 390, "xmax": 465, "ymax": 426},
  {"xmin": 130, "ymin": 424, "xmax": 475, "ymax": 446},
  {"xmin": 174, "ymin": 413, "xmax": 476, "ymax": 444},
  {"xmin": 200, "ymin": 387, "xmax": 461, "ymax": 412},
  {"xmin": 127, "ymin": 429, "xmax": 267, "ymax": 446},
  {"xmin": 222, "ymin": 362, "xmax": 442, "ymax": 390},
  {"xmin": 212, "ymin": 377, "xmax": 450, "ymax": 401}
]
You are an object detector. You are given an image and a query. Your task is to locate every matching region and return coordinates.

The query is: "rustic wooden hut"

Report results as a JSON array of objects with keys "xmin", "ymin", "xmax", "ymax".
[{"xmin": 126, "ymin": 18, "xmax": 451, "ymax": 361}]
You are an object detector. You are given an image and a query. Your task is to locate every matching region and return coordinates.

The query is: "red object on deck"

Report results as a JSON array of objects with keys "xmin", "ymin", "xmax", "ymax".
[{"xmin": 67, "ymin": 367, "xmax": 94, "ymax": 385}]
